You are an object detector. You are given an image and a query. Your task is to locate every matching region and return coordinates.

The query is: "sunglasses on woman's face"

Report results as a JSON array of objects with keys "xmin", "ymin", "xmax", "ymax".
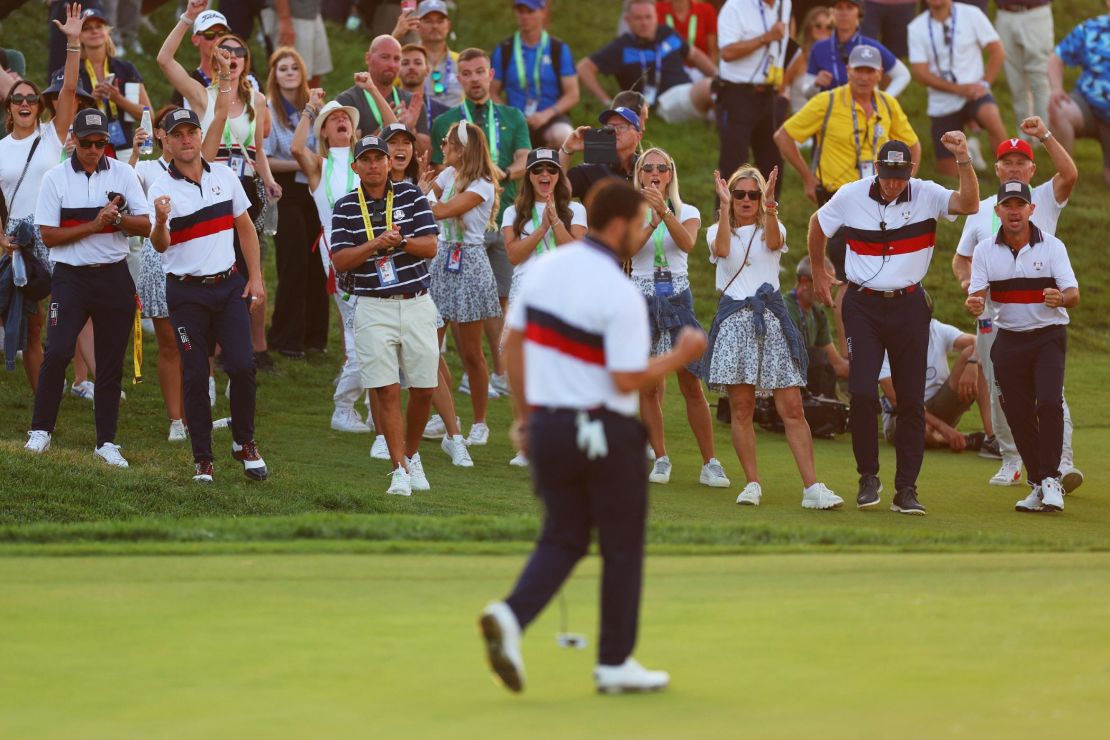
[
  {"xmin": 731, "ymin": 189, "xmax": 761, "ymax": 201},
  {"xmin": 9, "ymin": 93, "xmax": 39, "ymax": 105},
  {"xmin": 531, "ymin": 165, "xmax": 560, "ymax": 176},
  {"xmin": 218, "ymin": 45, "xmax": 249, "ymax": 58},
  {"xmin": 640, "ymin": 163, "xmax": 671, "ymax": 174}
]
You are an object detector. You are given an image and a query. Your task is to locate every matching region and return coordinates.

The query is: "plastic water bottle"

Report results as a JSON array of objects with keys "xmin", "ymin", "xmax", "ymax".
[
  {"xmin": 263, "ymin": 197, "xmax": 279, "ymax": 237},
  {"xmin": 138, "ymin": 107, "xmax": 154, "ymax": 157},
  {"xmin": 11, "ymin": 249, "xmax": 28, "ymax": 287}
]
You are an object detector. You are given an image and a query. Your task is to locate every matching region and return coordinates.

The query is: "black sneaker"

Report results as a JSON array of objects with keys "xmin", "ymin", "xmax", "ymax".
[
  {"xmin": 890, "ymin": 487, "xmax": 926, "ymax": 515},
  {"xmin": 254, "ymin": 350, "xmax": 280, "ymax": 375},
  {"xmin": 857, "ymin": 474, "xmax": 882, "ymax": 509},
  {"xmin": 964, "ymin": 431, "xmax": 985, "ymax": 452},
  {"xmin": 978, "ymin": 434, "xmax": 1002, "ymax": 460}
]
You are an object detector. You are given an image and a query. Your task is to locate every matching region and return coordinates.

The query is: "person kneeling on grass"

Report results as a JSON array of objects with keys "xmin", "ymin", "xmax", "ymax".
[{"xmin": 966, "ymin": 180, "xmax": 1079, "ymax": 513}]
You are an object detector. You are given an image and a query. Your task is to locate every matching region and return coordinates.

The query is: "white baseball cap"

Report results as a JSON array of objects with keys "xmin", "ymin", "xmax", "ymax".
[{"xmin": 194, "ymin": 10, "xmax": 230, "ymax": 34}]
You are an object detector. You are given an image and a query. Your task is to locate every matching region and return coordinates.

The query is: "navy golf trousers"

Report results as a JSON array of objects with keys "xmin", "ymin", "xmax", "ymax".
[
  {"xmin": 505, "ymin": 408, "xmax": 648, "ymax": 667},
  {"xmin": 32, "ymin": 260, "xmax": 135, "ymax": 447}
]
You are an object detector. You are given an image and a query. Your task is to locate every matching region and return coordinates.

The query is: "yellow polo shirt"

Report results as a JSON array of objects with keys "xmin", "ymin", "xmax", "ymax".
[{"xmin": 783, "ymin": 85, "xmax": 918, "ymax": 192}]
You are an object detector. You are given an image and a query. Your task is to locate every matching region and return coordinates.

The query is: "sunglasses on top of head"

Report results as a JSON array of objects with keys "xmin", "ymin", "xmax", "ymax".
[
  {"xmin": 731, "ymin": 189, "xmax": 761, "ymax": 201},
  {"xmin": 218, "ymin": 45, "xmax": 249, "ymax": 58},
  {"xmin": 9, "ymin": 93, "xmax": 40, "ymax": 105},
  {"xmin": 640, "ymin": 163, "xmax": 670, "ymax": 174}
]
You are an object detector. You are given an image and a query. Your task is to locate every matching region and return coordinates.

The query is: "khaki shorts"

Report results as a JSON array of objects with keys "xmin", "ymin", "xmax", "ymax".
[
  {"xmin": 656, "ymin": 83, "xmax": 699, "ymax": 124},
  {"xmin": 261, "ymin": 10, "xmax": 334, "ymax": 78},
  {"xmin": 353, "ymin": 292, "xmax": 439, "ymax": 389}
]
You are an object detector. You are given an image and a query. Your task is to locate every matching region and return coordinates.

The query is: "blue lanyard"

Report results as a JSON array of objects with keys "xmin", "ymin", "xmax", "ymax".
[
  {"xmin": 848, "ymin": 90, "xmax": 881, "ymax": 167},
  {"xmin": 830, "ymin": 31, "xmax": 860, "ymax": 86},
  {"xmin": 639, "ymin": 42, "xmax": 664, "ymax": 90},
  {"xmin": 927, "ymin": 5, "xmax": 957, "ymax": 82}
]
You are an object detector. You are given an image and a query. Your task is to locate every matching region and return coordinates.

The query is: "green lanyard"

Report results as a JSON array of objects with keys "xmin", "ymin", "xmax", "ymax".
[
  {"xmin": 647, "ymin": 209, "xmax": 669, "ymax": 269},
  {"xmin": 530, "ymin": 206, "xmax": 555, "ymax": 254},
  {"xmin": 461, "ymin": 99, "xmax": 499, "ymax": 161},
  {"xmin": 441, "ymin": 181, "xmax": 462, "ymax": 243},
  {"xmin": 363, "ymin": 88, "xmax": 402, "ymax": 130},
  {"xmin": 664, "ymin": 13, "xmax": 698, "ymax": 50},
  {"xmin": 513, "ymin": 31, "xmax": 548, "ymax": 103},
  {"xmin": 991, "ymin": 207, "xmax": 1000, "ymax": 236},
  {"xmin": 324, "ymin": 151, "xmax": 355, "ymax": 207}
]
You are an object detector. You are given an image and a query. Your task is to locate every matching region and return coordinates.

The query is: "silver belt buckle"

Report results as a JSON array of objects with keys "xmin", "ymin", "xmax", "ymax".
[{"xmin": 882, "ymin": 289, "xmax": 895, "ymax": 299}]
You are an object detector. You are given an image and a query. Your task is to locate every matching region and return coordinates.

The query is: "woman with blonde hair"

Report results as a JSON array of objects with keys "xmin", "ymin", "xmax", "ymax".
[
  {"xmin": 703, "ymin": 164, "xmax": 841, "ymax": 510},
  {"xmin": 629, "ymin": 147, "xmax": 727, "ymax": 488},
  {"xmin": 424, "ymin": 121, "xmax": 501, "ymax": 448}
]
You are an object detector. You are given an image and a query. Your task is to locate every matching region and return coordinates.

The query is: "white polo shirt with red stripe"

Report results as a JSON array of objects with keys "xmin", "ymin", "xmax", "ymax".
[
  {"xmin": 506, "ymin": 235, "xmax": 649, "ymax": 417},
  {"xmin": 34, "ymin": 153, "xmax": 149, "ymax": 266},
  {"xmin": 817, "ymin": 177, "xmax": 956, "ymax": 291},
  {"xmin": 146, "ymin": 159, "xmax": 251, "ymax": 277},
  {"xmin": 968, "ymin": 224, "xmax": 1077, "ymax": 331}
]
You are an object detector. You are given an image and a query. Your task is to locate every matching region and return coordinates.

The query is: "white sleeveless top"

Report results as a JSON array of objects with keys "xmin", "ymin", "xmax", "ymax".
[{"xmin": 198, "ymin": 87, "xmax": 259, "ymax": 176}]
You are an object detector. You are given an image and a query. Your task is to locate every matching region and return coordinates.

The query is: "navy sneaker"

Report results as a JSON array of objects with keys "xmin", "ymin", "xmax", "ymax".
[
  {"xmin": 857, "ymin": 474, "xmax": 882, "ymax": 509},
  {"xmin": 890, "ymin": 487, "xmax": 926, "ymax": 515}
]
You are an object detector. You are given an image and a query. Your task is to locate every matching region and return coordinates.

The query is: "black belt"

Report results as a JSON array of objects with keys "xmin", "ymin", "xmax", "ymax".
[
  {"xmin": 998, "ymin": 2, "xmax": 1049, "ymax": 11},
  {"xmin": 719, "ymin": 81, "xmax": 772, "ymax": 93},
  {"xmin": 367, "ymin": 288, "xmax": 428, "ymax": 301},
  {"xmin": 64, "ymin": 259, "xmax": 127, "ymax": 269},
  {"xmin": 848, "ymin": 282, "xmax": 921, "ymax": 298},
  {"xmin": 169, "ymin": 266, "xmax": 237, "ymax": 284}
]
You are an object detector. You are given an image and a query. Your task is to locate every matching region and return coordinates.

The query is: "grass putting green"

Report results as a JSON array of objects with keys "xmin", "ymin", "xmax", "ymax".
[{"xmin": 2, "ymin": 553, "xmax": 1108, "ymax": 738}]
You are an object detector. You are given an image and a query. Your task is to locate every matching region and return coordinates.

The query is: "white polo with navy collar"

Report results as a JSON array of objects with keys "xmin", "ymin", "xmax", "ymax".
[
  {"xmin": 33, "ymin": 154, "xmax": 149, "ymax": 266},
  {"xmin": 147, "ymin": 159, "xmax": 251, "ymax": 277}
]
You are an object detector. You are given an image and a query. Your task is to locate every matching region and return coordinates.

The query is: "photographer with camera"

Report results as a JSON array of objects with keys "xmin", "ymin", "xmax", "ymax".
[{"xmin": 559, "ymin": 107, "xmax": 644, "ymax": 200}]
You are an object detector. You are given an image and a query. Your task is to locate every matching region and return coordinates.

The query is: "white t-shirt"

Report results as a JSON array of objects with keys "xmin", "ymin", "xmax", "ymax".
[
  {"xmin": 907, "ymin": 3, "xmax": 1000, "ymax": 117},
  {"xmin": 717, "ymin": 0, "xmax": 792, "ymax": 84},
  {"xmin": 956, "ymin": 180, "xmax": 1065, "ymax": 258},
  {"xmin": 879, "ymin": 319, "xmax": 964, "ymax": 401},
  {"xmin": 629, "ymin": 202, "xmax": 700, "ymax": 278},
  {"xmin": 134, "ymin": 157, "xmax": 171, "ymax": 195},
  {"xmin": 435, "ymin": 166, "xmax": 495, "ymax": 245},
  {"xmin": 0, "ymin": 123, "xmax": 66, "ymax": 221},
  {"xmin": 501, "ymin": 201, "xmax": 588, "ymax": 279},
  {"xmin": 506, "ymin": 237, "xmax": 649, "ymax": 416},
  {"xmin": 707, "ymin": 221, "xmax": 788, "ymax": 300}
]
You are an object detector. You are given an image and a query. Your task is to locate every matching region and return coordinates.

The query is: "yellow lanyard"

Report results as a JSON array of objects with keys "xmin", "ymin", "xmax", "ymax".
[
  {"xmin": 356, "ymin": 183, "xmax": 394, "ymax": 243},
  {"xmin": 84, "ymin": 58, "xmax": 119, "ymax": 119}
]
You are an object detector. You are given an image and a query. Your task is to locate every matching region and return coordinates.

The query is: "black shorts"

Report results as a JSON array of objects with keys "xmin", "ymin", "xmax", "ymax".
[{"xmin": 930, "ymin": 94, "xmax": 997, "ymax": 160}]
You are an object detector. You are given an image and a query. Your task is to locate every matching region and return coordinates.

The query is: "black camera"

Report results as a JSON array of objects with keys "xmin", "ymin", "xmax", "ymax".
[{"xmin": 583, "ymin": 126, "xmax": 618, "ymax": 165}]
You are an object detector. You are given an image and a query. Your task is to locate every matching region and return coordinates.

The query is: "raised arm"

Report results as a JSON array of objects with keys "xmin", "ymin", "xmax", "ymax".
[
  {"xmin": 940, "ymin": 131, "xmax": 980, "ymax": 216},
  {"xmin": 201, "ymin": 48, "xmax": 233, "ymax": 161},
  {"xmin": 291, "ymin": 88, "xmax": 325, "ymax": 190},
  {"xmin": 51, "ymin": 2, "xmax": 85, "ymax": 143},
  {"xmin": 157, "ymin": 0, "xmax": 211, "ymax": 115},
  {"xmin": 1019, "ymin": 116, "xmax": 1078, "ymax": 204}
]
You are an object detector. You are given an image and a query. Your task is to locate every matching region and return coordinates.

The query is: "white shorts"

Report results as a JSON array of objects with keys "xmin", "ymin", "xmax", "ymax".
[
  {"xmin": 656, "ymin": 83, "xmax": 699, "ymax": 124},
  {"xmin": 261, "ymin": 11, "xmax": 334, "ymax": 78},
  {"xmin": 353, "ymin": 292, "xmax": 439, "ymax": 389}
]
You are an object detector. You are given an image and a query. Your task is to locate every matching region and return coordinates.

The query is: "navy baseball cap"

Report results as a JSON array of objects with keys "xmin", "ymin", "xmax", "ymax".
[
  {"xmin": 80, "ymin": 7, "xmax": 110, "ymax": 25},
  {"xmin": 164, "ymin": 107, "xmax": 201, "ymax": 133},
  {"xmin": 45, "ymin": 70, "xmax": 95, "ymax": 105},
  {"xmin": 526, "ymin": 148, "xmax": 562, "ymax": 170},
  {"xmin": 875, "ymin": 141, "xmax": 913, "ymax": 180},
  {"xmin": 848, "ymin": 45, "xmax": 882, "ymax": 70},
  {"xmin": 73, "ymin": 108, "xmax": 109, "ymax": 138},
  {"xmin": 381, "ymin": 122, "xmax": 416, "ymax": 142},
  {"xmin": 354, "ymin": 135, "xmax": 389, "ymax": 159},
  {"xmin": 997, "ymin": 180, "xmax": 1033, "ymax": 204},
  {"xmin": 599, "ymin": 106, "xmax": 641, "ymax": 132}
]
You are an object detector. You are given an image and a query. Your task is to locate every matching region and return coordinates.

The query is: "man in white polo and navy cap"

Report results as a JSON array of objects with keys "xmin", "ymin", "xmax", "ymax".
[
  {"xmin": 808, "ymin": 134, "xmax": 980, "ymax": 515},
  {"xmin": 26, "ymin": 108, "xmax": 151, "ymax": 466},
  {"xmin": 148, "ymin": 107, "xmax": 269, "ymax": 484},
  {"xmin": 479, "ymin": 179, "xmax": 707, "ymax": 696}
]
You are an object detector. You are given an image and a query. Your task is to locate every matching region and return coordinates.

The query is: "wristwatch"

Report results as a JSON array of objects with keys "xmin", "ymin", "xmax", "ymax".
[{"xmin": 112, "ymin": 213, "xmax": 123, "ymax": 227}]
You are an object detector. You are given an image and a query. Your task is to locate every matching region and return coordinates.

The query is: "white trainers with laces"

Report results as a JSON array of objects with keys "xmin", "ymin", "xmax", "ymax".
[
  {"xmin": 649, "ymin": 456, "xmax": 671, "ymax": 484},
  {"xmin": 490, "ymin": 372, "xmax": 511, "ymax": 397},
  {"xmin": 1014, "ymin": 485, "xmax": 1044, "ymax": 513},
  {"xmin": 1040, "ymin": 477, "xmax": 1065, "ymax": 512},
  {"xmin": 990, "ymin": 458, "xmax": 1023, "ymax": 486},
  {"xmin": 479, "ymin": 601, "xmax": 526, "ymax": 693},
  {"xmin": 71, "ymin": 380, "xmax": 95, "ymax": 400},
  {"xmin": 736, "ymin": 481, "xmax": 762, "ymax": 506},
  {"xmin": 442, "ymin": 434, "xmax": 474, "ymax": 467},
  {"xmin": 95, "ymin": 442, "xmax": 129, "ymax": 468},
  {"xmin": 24, "ymin": 430, "xmax": 51, "ymax": 454},
  {"xmin": 423, "ymin": 414, "xmax": 446, "ymax": 440},
  {"xmin": 370, "ymin": 435, "xmax": 390, "ymax": 460},
  {"xmin": 331, "ymin": 407, "xmax": 372, "ymax": 433},
  {"xmin": 459, "ymin": 373, "xmax": 499, "ymax": 398},
  {"xmin": 466, "ymin": 422, "xmax": 490, "ymax": 446},
  {"xmin": 386, "ymin": 465, "xmax": 412, "ymax": 496},
  {"xmin": 594, "ymin": 657, "xmax": 670, "ymax": 694},
  {"xmin": 1059, "ymin": 462, "xmax": 1084, "ymax": 494},
  {"xmin": 168, "ymin": 419, "xmax": 187, "ymax": 442},
  {"xmin": 509, "ymin": 451, "xmax": 529, "ymax": 467},
  {"xmin": 802, "ymin": 482, "xmax": 844, "ymax": 510},
  {"xmin": 699, "ymin": 458, "xmax": 730, "ymax": 488},
  {"xmin": 646, "ymin": 444, "xmax": 656, "ymax": 462},
  {"xmin": 406, "ymin": 453, "xmax": 430, "ymax": 491}
]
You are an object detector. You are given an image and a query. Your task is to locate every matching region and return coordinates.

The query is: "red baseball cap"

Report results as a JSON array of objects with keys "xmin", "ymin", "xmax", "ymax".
[{"xmin": 995, "ymin": 138, "xmax": 1034, "ymax": 161}]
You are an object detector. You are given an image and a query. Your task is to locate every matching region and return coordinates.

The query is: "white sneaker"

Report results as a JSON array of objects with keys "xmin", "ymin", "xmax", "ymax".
[
  {"xmin": 95, "ymin": 442, "xmax": 129, "ymax": 468},
  {"xmin": 331, "ymin": 407, "xmax": 371, "ymax": 433},
  {"xmin": 1059, "ymin": 463, "xmax": 1084, "ymax": 494},
  {"xmin": 990, "ymin": 459, "xmax": 1023, "ymax": 486},
  {"xmin": 699, "ymin": 458, "xmax": 730, "ymax": 488},
  {"xmin": 1014, "ymin": 485, "xmax": 1044, "ymax": 513},
  {"xmin": 736, "ymin": 481, "xmax": 762, "ymax": 506},
  {"xmin": 212, "ymin": 416, "xmax": 231, "ymax": 429},
  {"xmin": 479, "ymin": 601, "xmax": 525, "ymax": 693},
  {"xmin": 490, "ymin": 372, "xmax": 511, "ymax": 396},
  {"xmin": 509, "ymin": 451, "xmax": 529, "ymax": 467},
  {"xmin": 71, "ymin": 380, "xmax": 95, "ymax": 400},
  {"xmin": 168, "ymin": 419, "xmax": 187, "ymax": 442},
  {"xmin": 442, "ymin": 434, "xmax": 474, "ymax": 467},
  {"xmin": 466, "ymin": 422, "xmax": 490, "ymax": 446},
  {"xmin": 208, "ymin": 376, "xmax": 216, "ymax": 408},
  {"xmin": 423, "ymin": 414, "xmax": 446, "ymax": 440},
  {"xmin": 24, "ymin": 430, "xmax": 51, "ymax": 454},
  {"xmin": 802, "ymin": 482, "xmax": 844, "ymax": 510},
  {"xmin": 1040, "ymin": 477, "xmax": 1064, "ymax": 512},
  {"xmin": 649, "ymin": 456, "xmax": 671, "ymax": 484},
  {"xmin": 406, "ymin": 453, "xmax": 430, "ymax": 491},
  {"xmin": 386, "ymin": 465, "xmax": 412, "ymax": 496},
  {"xmin": 968, "ymin": 136, "xmax": 987, "ymax": 171},
  {"xmin": 594, "ymin": 657, "xmax": 670, "ymax": 694},
  {"xmin": 370, "ymin": 435, "xmax": 390, "ymax": 460},
  {"xmin": 646, "ymin": 444, "xmax": 656, "ymax": 462},
  {"xmin": 459, "ymin": 373, "xmax": 499, "ymax": 398}
]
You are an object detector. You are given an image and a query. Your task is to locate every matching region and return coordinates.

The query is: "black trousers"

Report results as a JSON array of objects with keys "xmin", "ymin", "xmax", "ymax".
[
  {"xmin": 843, "ymin": 286, "xmax": 931, "ymax": 490},
  {"xmin": 167, "ymin": 272, "xmax": 257, "ymax": 463},
  {"xmin": 716, "ymin": 83, "xmax": 787, "ymax": 195},
  {"xmin": 32, "ymin": 261, "xmax": 135, "ymax": 446},
  {"xmin": 505, "ymin": 409, "xmax": 648, "ymax": 666},
  {"xmin": 267, "ymin": 180, "xmax": 328, "ymax": 353},
  {"xmin": 992, "ymin": 325, "xmax": 1067, "ymax": 484}
]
